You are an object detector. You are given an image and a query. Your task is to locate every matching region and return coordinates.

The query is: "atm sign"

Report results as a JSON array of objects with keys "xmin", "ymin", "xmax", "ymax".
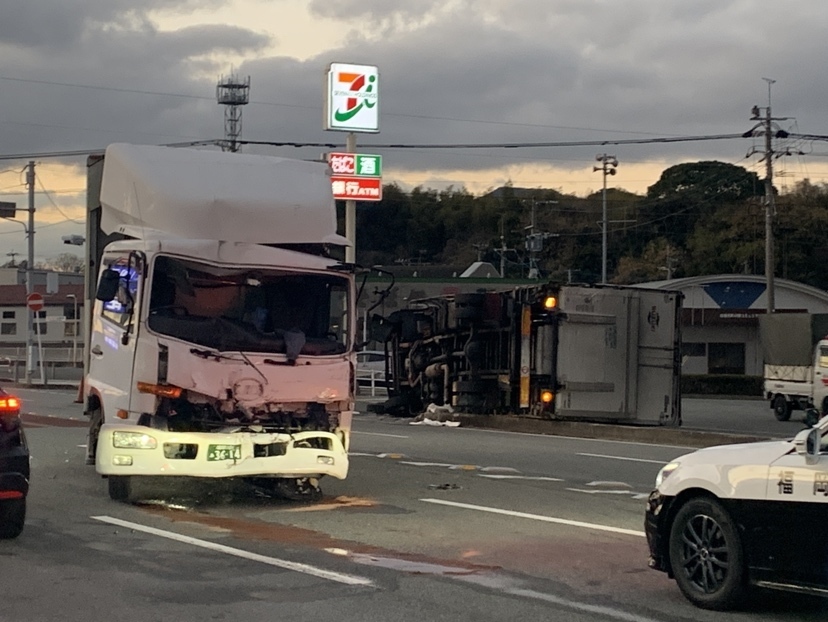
[{"xmin": 331, "ymin": 176, "xmax": 382, "ymax": 201}]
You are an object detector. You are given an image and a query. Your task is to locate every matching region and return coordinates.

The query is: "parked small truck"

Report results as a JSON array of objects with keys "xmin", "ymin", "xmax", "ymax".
[
  {"xmin": 83, "ymin": 143, "xmax": 358, "ymax": 501},
  {"xmin": 760, "ymin": 312, "xmax": 828, "ymax": 423},
  {"xmin": 371, "ymin": 283, "xmax": 683, "ymax": 424}
]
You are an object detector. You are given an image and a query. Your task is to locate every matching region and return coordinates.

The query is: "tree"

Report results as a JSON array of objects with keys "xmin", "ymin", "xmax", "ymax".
[
  {"xmin": 638, "ymin": 161, "xmax": 763, "ymax": 249},
  {"xmin": 41, "ymin": 253, "xmax": 84, "ymax": 273}
]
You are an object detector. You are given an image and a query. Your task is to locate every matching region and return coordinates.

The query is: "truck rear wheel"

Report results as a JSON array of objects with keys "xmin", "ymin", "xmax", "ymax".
[{"xmin": 772, "ymin": 395, "xmax": 791, "ymax": 421}]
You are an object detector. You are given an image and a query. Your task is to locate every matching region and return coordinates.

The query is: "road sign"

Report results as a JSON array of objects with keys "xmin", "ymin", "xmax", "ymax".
[
  {"xmin": 26, "ymin": 292, "xmax": 44, "ymax": 312},
  {"xmin": 328, "ymin": 153, "xmax": 382, "ymax": 177},
  {"xmin": 331, "ymin": 176, "xmax": 382, "ymax": 201}
]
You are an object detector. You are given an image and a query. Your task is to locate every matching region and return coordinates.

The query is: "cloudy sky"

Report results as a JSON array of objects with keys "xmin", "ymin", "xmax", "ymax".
[{"xmin": 1, "ymin": 0, "xmax": 827, "ymax": 261}]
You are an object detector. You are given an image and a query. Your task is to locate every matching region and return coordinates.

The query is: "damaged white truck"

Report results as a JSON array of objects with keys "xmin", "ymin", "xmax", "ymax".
[{"xmin": 83, "ymin": 143, "xmax": 357, "ymax": 502}]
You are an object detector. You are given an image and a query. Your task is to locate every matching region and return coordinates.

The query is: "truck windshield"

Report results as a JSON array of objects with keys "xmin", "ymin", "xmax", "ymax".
[{"xmin": 147, "ymin": 255, "xmax": 349, "ymax": 356}]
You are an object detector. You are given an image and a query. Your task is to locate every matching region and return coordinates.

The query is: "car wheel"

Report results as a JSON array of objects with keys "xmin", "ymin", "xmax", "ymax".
[
  {"xmin": 669, "ymin": 497, "xmax": 746, "ymax": 610},
  {"xmin": 772, "ymin": 395, "xmax": 791, "ymax": 422},
  {"xmin": 108, "ymin": 476, "xmax": 133, "ymax": 502},
  {"xmin": 0, "ymin": 497, "xmax": 25, "ymax": 539}
]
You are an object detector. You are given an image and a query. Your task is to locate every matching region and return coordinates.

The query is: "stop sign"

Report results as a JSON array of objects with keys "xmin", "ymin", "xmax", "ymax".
[{"xmin": 26, "ymin": 292, "xmax": 44, "ymax": 312}]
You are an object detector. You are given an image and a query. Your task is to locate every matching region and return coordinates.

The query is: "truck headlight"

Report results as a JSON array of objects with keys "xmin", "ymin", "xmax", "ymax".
[
  {"xmin": 655, "ymin": 462, "xmax": 680, "ymax": 488},
  {"xmin": 112, "ymin": 431, "xmax": 158, "ymax": 449}
]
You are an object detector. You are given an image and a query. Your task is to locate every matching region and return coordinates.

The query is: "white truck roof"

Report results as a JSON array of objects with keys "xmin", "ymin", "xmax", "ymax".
[{"xmin": 99, "ymin": 143, "xmax": 349, "ymax": 246}]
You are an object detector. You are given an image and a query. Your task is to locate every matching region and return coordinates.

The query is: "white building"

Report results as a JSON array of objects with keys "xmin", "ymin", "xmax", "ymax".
[{"xmin": 641, "ymin": 275, "xmax": 828, "ymax": 376}]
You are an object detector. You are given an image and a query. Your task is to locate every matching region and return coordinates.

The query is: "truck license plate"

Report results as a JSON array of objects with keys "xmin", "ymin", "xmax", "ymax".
[{"xmin": 207, "ymin": 444, "xmax": 242, "ymax": 461}]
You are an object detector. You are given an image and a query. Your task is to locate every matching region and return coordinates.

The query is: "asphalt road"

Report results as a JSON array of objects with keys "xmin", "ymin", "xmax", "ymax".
[{"xmin": 4, "ymin": 389, "xmax": 828, "ymax": 622}]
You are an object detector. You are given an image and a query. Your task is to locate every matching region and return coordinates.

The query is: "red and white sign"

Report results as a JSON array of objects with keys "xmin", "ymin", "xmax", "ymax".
[
  {"xmin": 26, "ymin": 292, "xmax": 44, "ymax": 312},
  {"xmin": 328, "ymin": 153, "xmax": 357, "ymax": 175},
  {"xmin": 331, "ymin": 176, "xmax": 382, "ymax": 201}
]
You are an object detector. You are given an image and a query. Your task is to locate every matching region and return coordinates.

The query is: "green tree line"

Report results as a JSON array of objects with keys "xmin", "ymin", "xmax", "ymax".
[{"xmin": 343, "ymin": 161, "xmax": 828, "ymax": 290}]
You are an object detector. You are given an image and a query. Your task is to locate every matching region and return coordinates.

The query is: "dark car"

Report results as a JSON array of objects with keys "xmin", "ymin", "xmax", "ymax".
[{"xmin": 0, "ymin": 389, "xmax": 28, "ymax": 539}]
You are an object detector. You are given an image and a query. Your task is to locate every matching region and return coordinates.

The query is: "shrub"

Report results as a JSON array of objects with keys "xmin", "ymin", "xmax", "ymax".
[{"xmin": 681, "ymin": 374, "xmax": 763, "ymax": 397}]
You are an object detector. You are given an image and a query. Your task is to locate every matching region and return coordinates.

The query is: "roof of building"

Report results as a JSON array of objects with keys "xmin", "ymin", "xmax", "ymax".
[
  {"xmin": 0, "ymin": 284, "xmax": 85, "ymax": 306},
  {"xmin": 637, "ymin": 274, "xmax": 828, "ymax": 309}
]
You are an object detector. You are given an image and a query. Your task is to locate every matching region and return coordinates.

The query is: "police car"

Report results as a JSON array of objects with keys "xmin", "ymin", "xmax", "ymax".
[{"xmin": 646, "ymin": 416, "xmax": 828, "ymax": 610}]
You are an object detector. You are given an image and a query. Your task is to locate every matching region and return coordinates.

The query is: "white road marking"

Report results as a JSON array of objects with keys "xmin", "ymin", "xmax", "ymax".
[
  {"xmin": 478, "ymin": 474, "xmax": 563, "ymax": 482},
  {"xmin": 566, "ymin": 488, "xmax": 636, "ymax": 495},
  {"xmin": 352, "ymin": 431, "xmax": 410, "ymax": 438},
  {"xmin": 577, "ymin": 452, "xmax": 667, "ymax": 465},
  {"xmin": 420, "ymin": 499, "xmax": 645, "ymax": 537},
  {"xmin": 91, "ymin": 515, "xmax": 375, "ymax": 587}
]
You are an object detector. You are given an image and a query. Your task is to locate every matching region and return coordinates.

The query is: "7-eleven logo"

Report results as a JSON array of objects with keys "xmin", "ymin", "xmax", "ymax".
[
  {"xmin": 326, "ymin": 63, "xmax": 379, "ymax": 132},
  {"xmin": 333, "ymin": 72, "xmax": 377, "ymax": 122}
]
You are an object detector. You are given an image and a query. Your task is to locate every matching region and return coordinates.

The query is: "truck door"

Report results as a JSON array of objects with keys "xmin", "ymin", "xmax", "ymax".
[
  {"xmin": 553, "ymin": 287, "xmax": 681, "ymax": 425},
  {"xmin": 86, "ymin": 251, "xmax": 144, "ymax": 418}
]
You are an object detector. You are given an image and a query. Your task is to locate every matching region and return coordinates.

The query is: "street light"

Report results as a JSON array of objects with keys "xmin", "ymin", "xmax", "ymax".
[
  {"xmin": 66, "ymin": 294, "xmax": 78, "ymax": 365},
  {"xmin": 594, "ymin": 154, "xmax": 618, "ymax": 284}
]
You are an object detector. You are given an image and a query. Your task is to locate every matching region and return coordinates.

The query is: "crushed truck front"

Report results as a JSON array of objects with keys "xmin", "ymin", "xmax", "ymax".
[{"xmin": 88, "ymin": 238, "xmax": 355, "ymax": 487}]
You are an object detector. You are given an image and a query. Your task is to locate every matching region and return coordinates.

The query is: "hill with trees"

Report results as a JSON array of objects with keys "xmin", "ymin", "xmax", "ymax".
[{"xmin": 344, "ymin": 161, "xmax": 828, "ymax": 291}]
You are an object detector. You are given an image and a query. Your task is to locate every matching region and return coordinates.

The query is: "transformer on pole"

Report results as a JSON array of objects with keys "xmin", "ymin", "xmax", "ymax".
[{"xmin": 216, "ymin": 74, "xmax": 250, "ymax": 153}]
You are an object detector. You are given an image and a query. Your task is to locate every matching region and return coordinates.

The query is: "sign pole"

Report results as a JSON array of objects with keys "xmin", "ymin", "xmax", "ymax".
[{"xmin": 345, "ymin": 132, "xmax": 357, "ymax": 264}]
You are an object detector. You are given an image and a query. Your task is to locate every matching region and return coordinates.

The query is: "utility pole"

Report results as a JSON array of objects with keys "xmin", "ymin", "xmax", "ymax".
[
  {"xmin": 345, "ymin": 132, "xmax": 357, "ymax": 264},
  {"xmin": 523, "ymin": 198, "xmax": 558, "ymax": 279},
  {"xmin": 594, "ymin": 154, "xmax": 618, "ymax": 284},
  {"xmin": 25, "ymin": 161, "xmax": 35, "ymax": 384},
  {"xmin": 744, "ymin": 78, "xmax": 789, "ymax": 315}
]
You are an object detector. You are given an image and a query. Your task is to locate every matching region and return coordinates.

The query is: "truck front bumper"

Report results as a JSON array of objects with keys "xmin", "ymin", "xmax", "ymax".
[{"xmin": 95, "ymin": 424, "xmax": 349, "ymax": 480}]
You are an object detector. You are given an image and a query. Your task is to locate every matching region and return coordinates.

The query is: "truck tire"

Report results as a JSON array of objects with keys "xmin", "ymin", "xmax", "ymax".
[
  {"xmin": 108, "ymin": 476, "xmax": 133, "ymax": 502},
  {"xmin": 772, "ymin": 395, "xmax": 791, "ymax": 422}
]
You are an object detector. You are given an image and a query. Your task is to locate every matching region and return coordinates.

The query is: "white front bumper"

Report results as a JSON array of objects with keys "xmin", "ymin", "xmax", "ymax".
[{"xmin": 95, "ymin": 424, "xmax": 349, "ymax": 479}]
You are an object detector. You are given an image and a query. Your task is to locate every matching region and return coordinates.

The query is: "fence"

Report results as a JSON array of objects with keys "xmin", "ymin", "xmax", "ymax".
[{"xmin": 356, "ymin": 369, "xmax": 388, "ymax": 398}]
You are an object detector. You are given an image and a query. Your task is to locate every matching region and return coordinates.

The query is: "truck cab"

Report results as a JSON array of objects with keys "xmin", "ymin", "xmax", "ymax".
[{"xmin": 84, "ymin": 144, "xmax": 357, "ymax": 501}]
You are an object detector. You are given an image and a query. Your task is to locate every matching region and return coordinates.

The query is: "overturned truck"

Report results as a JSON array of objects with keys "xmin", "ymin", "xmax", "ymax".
[{"xmin": 372, "ymin": 283, "xmax": 682, "ymax": 425}]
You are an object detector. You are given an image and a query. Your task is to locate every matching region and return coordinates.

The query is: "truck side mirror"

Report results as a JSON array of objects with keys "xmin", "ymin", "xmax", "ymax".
[
  {"xmin": 368, "ymin": 314, "xmax": 394, "ymax": 343},
  {"xmin": 95, "ymin": 269, "xmax": 121, "ymax": 302}
]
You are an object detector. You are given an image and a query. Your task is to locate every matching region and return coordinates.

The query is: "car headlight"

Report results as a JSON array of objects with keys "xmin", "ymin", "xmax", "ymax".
[
  {"xmin": 655, "ymin": 462, "xmax": 680, "ymax": 488},
  {"xmin": 112, "ymin": 431, "xmax": 158, "ymax": 449}
]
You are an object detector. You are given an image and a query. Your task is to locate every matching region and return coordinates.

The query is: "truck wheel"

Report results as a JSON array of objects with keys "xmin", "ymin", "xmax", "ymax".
[
  {"xmin": 669, "ymin": 497, "xmax": 746, "ymax": 610},
  {"xmin": 86, "ymin": 406, "xmax": 103, "ymax": 465},
  {"xmin": 264, "ymin": 478, "xmax": 323, "ymax": 502},
  {"xmin": 772, "ymin": 395, "xmax": 791, "ymax": 422},
  {"xmin": 0, "ymin": 498, "xmax": 25, "ymax": 539},
  {"xmin": 108, "ymin": 476, "xmax": 133, "ymax": 502}
]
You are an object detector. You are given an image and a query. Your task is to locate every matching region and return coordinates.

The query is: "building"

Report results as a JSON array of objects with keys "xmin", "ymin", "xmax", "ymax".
[
  {"xmin": 0, "ymin": 283, "xmax": 85, "ymax": 357},
  {"xmin": 641, "ymin": 275, "xmax": 828, "ymax": 376}
]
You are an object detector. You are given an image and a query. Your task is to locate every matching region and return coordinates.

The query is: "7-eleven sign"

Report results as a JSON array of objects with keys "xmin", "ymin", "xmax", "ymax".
[{"xmin": 324, "ymin": 63, "xmax": 380, "ymax": 133}]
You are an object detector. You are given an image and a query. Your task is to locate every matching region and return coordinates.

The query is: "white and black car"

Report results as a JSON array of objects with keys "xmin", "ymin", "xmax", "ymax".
[{"xmin": 646, "ymin": 417, "xmax": 828, "ymax": 610}]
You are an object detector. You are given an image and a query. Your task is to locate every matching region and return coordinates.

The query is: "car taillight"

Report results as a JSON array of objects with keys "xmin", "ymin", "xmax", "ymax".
[{"xmin": 0, "ymin": 396, "xmax": 20, "ymax": 414}]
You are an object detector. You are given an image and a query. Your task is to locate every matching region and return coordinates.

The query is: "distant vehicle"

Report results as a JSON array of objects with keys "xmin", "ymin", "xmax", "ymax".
[
  {"xmin": 760, "ymin": 313, "xmax": 828, "ymax": 423},
  {"xmin": 0, "ymin": 388, "xmax": 27, "ymax": 539},
  {"xmin": 646, "ymin": 417, "xmax": 828, "ymax": 610}
]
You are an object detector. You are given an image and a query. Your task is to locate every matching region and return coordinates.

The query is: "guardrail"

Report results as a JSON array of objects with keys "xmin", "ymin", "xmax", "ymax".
[
  {"xmin": 356, "ymin": 369, "xmax": 388, "ymax": 397},
  {"xmin": 0, "ymin": 346, "xmax": 84, "ymax": 364}
]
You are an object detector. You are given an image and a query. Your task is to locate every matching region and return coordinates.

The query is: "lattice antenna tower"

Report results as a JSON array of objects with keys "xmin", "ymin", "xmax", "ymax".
[{"xmin": 216, "ymin": 73, "xmax": 250, "ymax": 152}]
